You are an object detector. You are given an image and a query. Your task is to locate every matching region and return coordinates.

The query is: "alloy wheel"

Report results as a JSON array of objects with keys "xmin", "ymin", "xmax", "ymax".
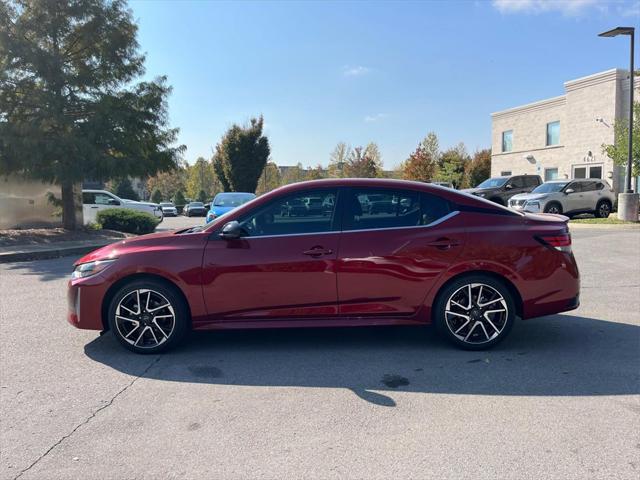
[
  {"xmin": 547, "ymin": 205, "xmax": 561, "ymax": 214},
  {"xmin": 444, "ymin": 283, "xmax": 509, "ymax": 345},
  {"xmin": 115, "ymin": 289, "xmax": 176, "ymax": 349},
  {"xmin": 599, "ymin": 202, "xmax": 610, "ymax": 217}
]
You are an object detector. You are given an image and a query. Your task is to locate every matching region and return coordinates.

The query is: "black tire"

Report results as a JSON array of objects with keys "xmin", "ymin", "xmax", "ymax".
[
  {"xmin": 544, "ymin": 202, "xmax": 563, "ymax": 215},
  {"xmin": 434, "ymin": 274, "xmax": 516, "ymax": 350},
  {"xmin": 595, "ymin": 200, "xmax": 611, "ymax": 218},
  {"xmin": 107, "ymin": 278, "xmax": 189, "ymax": 354}
]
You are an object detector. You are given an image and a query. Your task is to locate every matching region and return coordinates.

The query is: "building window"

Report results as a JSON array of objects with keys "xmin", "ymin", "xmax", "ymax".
[
  {"xmin": 544, "ymin": 168, "xmax": 559, "ymax": 181},
  {"xmin": 546, "ymin": 121, "xmax": 560, "ymax": 146},
  {"xmin": 500, "ymin": 171, "xmax": 512, "ymax": 176},
  {"xmin": 502, "ymin": 130, "xmax": 513, "ymax": 152}
]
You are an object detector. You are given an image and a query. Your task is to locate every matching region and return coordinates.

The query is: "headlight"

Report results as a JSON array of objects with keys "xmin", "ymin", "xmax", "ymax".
[
  {"xmin": 72, "ymin": 259, "xmax": 117, "ymax": 279},
  {"xmin": 526, "ymin": 201, "xmax": 540, "ymax": 209}
]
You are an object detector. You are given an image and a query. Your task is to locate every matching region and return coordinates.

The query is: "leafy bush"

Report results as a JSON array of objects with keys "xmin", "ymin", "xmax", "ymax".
[{"xmin": 96, "ymin": 208, "xmax": 159, "ymax": 234}]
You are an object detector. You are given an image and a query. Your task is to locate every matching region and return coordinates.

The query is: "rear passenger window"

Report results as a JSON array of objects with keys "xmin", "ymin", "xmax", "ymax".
[
  {"xmin": 581, "ymin": 181, "xmax": 597, "ymax": 192},
  {"xmin": 343, "ymin": 189, "xmax": 450, "ymax": 231},
  {"xmin": 509, "ymin": 177, "xmax": 525, "ymax": 188},
  {"xmin": 525, "ymin": 176, "xmax": 540, "ymax": 187}
]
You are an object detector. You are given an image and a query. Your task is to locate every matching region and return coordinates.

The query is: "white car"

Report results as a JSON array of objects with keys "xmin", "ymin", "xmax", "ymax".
[
  {"xmin": 508, "ymin": 179, "xmax": 616, "ymax": 218},
  {"xmin": 159, "ymin": 202, "xmax": 178, "ymax": 217},
  {"xmin": 82, "ymin": 190, "xmax": 163, "ymax": 224}
]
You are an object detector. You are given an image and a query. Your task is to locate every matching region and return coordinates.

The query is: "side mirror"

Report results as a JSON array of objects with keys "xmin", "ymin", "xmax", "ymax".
[
  {"xmin": 505, "ymin": 184, "xmax": 513, "ymax": 190},
  {"xmin": 565, "ymin": 188, "xmax": 575, "ymax": 194},
  {"xmin": 108, "ymin": 199, "xmax": 120, "ymax": 206},
  {"xmin": 219, "ymin": 221, "xmax": 245, "ymax": 240}
]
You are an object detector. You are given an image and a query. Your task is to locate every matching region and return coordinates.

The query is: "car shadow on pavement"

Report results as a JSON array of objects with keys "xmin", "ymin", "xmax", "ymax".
[
  {"xmin": 5, "ymin": 256, "xmax": 77, "ymax": 282},
  {"xmin": 84, "ymin": 314, "xmax": 640, "ymax": 407}
]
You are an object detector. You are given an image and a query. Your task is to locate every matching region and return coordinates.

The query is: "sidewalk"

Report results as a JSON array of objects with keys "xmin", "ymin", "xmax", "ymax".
[{"xmin": 0, "ymin": 238, "xmax": 122, "ymax": 263}]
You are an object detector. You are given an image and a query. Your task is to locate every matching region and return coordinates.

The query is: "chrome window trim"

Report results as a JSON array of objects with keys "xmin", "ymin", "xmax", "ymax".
[{"xmin": 240, "ymin": 210, "xmax": 460, "ymax": 240}]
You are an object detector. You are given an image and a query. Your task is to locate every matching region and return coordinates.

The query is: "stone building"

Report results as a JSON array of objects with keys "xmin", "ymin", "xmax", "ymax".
[{"xmin": 491, "ymin": 69, "xmax": 640, "ymax": 193}]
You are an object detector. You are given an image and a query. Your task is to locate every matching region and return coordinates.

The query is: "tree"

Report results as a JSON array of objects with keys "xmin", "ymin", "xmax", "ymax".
[
  {"xmin": 0, "ymin": 0, "xmax": 184, "ymax": 229},
  {"xmin": 197, "ymin": 189, "xmax": 207, "ymax": 203},
  {"xmin": 344, "ymin": 146, "xmax": 381, "ymax": 178},
  {"xmin": 212, "ymin": 146, "xmax": 231, "ymax": 191},
  {"xmin": 112, "ymin": 178, "xmax": 139, "ymax": 201},
  {"xmin": 146, "ymin": 162, "xmax": 187, "ymax": 200},
  {"xmin": 255, "ymin": 162, "xmax": 282, "ymax": 195},
  {"xmin": 186, "ymin": 157, "xmax": 216, "ymax": 200},
  {"xmin": 602, "ymin": 100, "xmax": 640, "ymax": 178},
  {"xmin": 216, "ymin": 116, "xmax": 270, "ymax": 193},
  {"xmin": 306, "ymin": 164, "xmax": 325, "ymax": 180},
  {"xmin": 435, "ymin": 143, "xmax": 470, "ymax": 189},
  {"xmin": 151, "ymin": 189, "xmax": 163, "ymax": 204},
  {"xmin": 402, "ymin": 137, "xmax": 438, "ymax": 182},
  {"xmin": 423, "ymin": 132, "xmax": 441, "ymax": 167},
  {"xmin": 463, "ymin": 149, "xmax": 492, "ymax": 188},
  {"xmin": 328, "ymin": 142, "xmax": 351, "ymax": 178},
  {"xmin": 173, "ymin": 190, "xmax": 186, "ymax": 206},
  {"xmin": 282, "ymin": 163, "xmax": 307, "ymax": 184}
]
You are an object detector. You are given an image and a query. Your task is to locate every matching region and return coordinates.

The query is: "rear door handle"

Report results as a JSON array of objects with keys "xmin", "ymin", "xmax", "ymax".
[
  {"xmin": 427, "ymin": 238, "xmax": 460, "ymax": 250},
  {"xmin": 303, "ymin": 246, "xmax": 333, "ymax": 257}
]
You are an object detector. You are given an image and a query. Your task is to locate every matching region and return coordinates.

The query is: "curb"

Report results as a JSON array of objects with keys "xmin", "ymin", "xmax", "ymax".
[
  {"xmin": 0, "ymin": 242, "xmax": 111, "ymax": 264},
  {"xmin": 568, "ymin": 223, "xmax": 640, "ymax": 230}
]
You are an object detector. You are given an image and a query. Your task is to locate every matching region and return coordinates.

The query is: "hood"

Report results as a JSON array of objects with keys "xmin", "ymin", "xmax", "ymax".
[
  {"xmin": 211, "ymin": 205, "xmax": 236, "ymax": 216},
  {"xmin": 510, "ymin": 192, "xmax": 549, "ymax": 201},
  {"xmin": 74, "ymin": 230, "xmax": 180, "ymax": 265},
  {"xmin": 461, "ymin": 188, "xmax": 494, "ymax": 195}
]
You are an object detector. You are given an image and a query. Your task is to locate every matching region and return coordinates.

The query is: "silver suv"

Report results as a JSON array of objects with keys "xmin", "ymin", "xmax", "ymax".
[{"xmin": 508, "ymin": 178, "xmax": 615, "ymax": 218}]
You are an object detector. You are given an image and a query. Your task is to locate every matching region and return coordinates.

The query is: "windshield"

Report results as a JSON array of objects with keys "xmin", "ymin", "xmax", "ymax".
[
  {"xmin": 160, "ymin": 203, "xmax": 174, "ymax": 207},
  {"xmin": 476, "ymin": 177, "xmax": 508, "ymax": 189},
  {"xmin": 532, "ymin": 182, "xmax": 568, "ymax": 193},
  {"xmin": 213, "ymin": 193, "xmax": 256, "ymax": 207},
  {"xmin": 190, "ymin": 202, "xmax": 204, "ymax": 207}
]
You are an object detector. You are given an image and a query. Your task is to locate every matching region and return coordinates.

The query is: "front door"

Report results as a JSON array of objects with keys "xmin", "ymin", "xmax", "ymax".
[
  {"xmin": 201, "ymin": 189, "xmax": 340, "ymax": 321},
  {"xmin": 336, "ymin": 187, "xmax": 465, "ymax": 317}
]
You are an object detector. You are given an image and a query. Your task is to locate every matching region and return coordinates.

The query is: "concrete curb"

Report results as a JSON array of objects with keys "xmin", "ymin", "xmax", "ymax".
[
  {"xmin": 568, "ymin": 222, "xmax": 640, "ymax": 230},
  {"xmin": 0, "ymin": 242, "xmax": 111, "ymax": 263}
]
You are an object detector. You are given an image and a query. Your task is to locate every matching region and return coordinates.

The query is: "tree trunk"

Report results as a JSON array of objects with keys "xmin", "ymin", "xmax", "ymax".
[{"xmin": 61, "ymin": 181, "xmax": 78, "ymax": 230}]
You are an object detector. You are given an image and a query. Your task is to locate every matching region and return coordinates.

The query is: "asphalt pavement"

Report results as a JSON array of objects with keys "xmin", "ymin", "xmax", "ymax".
[{"xmin": 1, "ymin": 228, "xmax": 638, "ymax": 479}]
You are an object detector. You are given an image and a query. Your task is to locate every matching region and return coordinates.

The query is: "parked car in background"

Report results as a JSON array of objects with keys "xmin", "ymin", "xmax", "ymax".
[
  {"xmin": 69, "ymin": 178, "xmax": 579, "ymax": 354},
  {"xmin": 82, "ymin": 190, "xmax": 162, "ymax": 224},
  {"xmin": 206, "ymin": 192, "xmax": 256, "ymax": 223},
  {"xmin": 281, "ymin": 198, "xmax": 307, "ymax": 217},
  {"xmin": 159, "ymin": 202, "xmax": 178, "ymax": 217},
  {"xmin": 463, "ymin": 174, "xmax": 542, "ymax": 205},
  {"xmin": 368, "ymin": 194, "xmax": 395, "ymax": 214},
  {"xmin": 305, "ymin": 196, "xmax": 325, "ymax": 215},
  {"xmin": 509, "ymin": 178, "xmax": 615, "ymax": 217},
  {"xmin": 184, "ymin": 202, "xmax": 207, "ymax": 217}
]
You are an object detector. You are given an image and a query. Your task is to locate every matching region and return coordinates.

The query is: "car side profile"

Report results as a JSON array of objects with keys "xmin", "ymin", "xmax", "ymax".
[
  {"xmin": 68, "ymin": 179, "xmax": 579, "ymax": 354},
  {"xmin": 82, "ymin": 189, "xmax": 163, "ymax": 224},
  {"xmin": 508, "ymin": 178, "xmax": 615, "ymax": 217},
  {"xmin": 463, "ymin": 174, "xmax": 542, "ymax": 205}
]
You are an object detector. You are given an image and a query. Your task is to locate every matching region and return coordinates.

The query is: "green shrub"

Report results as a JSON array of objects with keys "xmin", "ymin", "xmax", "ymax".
[{"xmin": 96, "ymin": 208, "xmax": 159, "ymax": 234}]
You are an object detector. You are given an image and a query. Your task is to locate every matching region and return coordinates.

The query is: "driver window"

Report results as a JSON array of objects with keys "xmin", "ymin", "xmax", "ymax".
[
  {"xmin": 95, "ymin": 193, "xmax": 117, "ymax": 205},
  {"xmin": 239, "ymin": 190, "xmax": 338, "ymax": 237}
]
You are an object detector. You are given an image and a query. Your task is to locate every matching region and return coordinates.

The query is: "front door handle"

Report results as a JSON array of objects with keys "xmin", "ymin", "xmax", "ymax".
[
  {"xmin": 303, "ymin": 246, "xmax": 333, "ymax": 257},
  {"xmin": 427, "ymin": 238, "xmax": 460, "ymax": 250}
]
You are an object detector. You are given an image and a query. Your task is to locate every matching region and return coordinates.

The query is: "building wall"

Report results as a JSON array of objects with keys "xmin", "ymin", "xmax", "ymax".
[{"xmin": 491, "ymin": 69, "xmax": 639, "ymax": 193}]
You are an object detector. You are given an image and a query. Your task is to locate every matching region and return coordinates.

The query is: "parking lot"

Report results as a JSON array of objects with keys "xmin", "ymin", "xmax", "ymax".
[{"xmin": 1, "ymin": 227, "xmax": 638, "ymax": 479}]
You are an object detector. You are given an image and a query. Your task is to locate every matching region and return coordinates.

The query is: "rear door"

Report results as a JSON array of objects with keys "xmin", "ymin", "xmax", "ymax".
[{"xmin": 336, "ymin": 187, "xmax": 465, "ymax": 317}]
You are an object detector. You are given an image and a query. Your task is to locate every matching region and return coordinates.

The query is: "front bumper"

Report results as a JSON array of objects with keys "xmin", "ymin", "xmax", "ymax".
[{"xmin": 67, "ymin": 274, "xmax": 110, "ymax": 331}]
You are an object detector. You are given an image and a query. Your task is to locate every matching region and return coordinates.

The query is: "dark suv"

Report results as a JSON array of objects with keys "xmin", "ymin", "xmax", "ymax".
[{"xmin": 463, "ymin": 174, "xmax": 542, "ymax": 206}]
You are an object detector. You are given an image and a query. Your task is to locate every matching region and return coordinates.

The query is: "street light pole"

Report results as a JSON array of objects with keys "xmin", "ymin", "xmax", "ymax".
[{"xmin": 599, "ymin": 26, "xmax": 638, "ymax": 221}]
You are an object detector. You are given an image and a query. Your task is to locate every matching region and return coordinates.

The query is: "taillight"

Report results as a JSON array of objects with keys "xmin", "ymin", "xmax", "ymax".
[{"xmin": 536, "ymin": 232, "xmax": 572, "ymax": 253}]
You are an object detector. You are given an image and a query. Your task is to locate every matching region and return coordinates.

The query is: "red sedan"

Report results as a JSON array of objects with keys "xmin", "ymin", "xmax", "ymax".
[{"xmin": 68, "ymin": 179, "xmax": 579, "ymax": 353}]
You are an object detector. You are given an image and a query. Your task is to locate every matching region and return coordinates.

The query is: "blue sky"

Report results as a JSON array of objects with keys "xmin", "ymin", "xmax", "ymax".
[{"xmin": 129, "ymin": 0, "xmax": 639, "ymax": 168}]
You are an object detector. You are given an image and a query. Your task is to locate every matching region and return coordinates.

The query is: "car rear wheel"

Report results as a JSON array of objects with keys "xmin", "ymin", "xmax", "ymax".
[
  {"xmin": 434, "ymin": 275, "xmax": 516, "ymax": 350},
  {"xmin": 544, "ymin": 202, "xmax": 563, "ymax": 215},
  {"xmin": 595, "ymin": 200, "xmax": 611, "ymax": 218},
  {"xmin": 108, "ymin": 279, "xmax": 189, "ymax": 354}
]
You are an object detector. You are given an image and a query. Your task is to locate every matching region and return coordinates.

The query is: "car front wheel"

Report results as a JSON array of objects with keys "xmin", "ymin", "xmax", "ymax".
[
  {"xmin": 595, "ymin": 200, "xmax": 611, "ymax": 218},
  {"xmin": 434, "ymin": 275, "xmax": 516, "ymax": 350},
  {"xmin": 108, "ymin": 279, "xmax": 189, "ymax": 354},
  {"xmin": 544, "ymin": 202, "xmax": 563, "ymax": 215}
]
